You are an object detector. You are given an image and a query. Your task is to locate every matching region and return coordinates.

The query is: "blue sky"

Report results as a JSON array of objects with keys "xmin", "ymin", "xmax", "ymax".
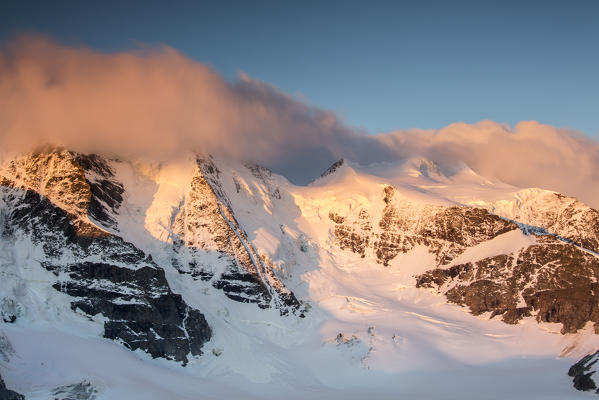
[{"xmin": 1, "ymin": 0, "xmax": 597, "ymax": 137}]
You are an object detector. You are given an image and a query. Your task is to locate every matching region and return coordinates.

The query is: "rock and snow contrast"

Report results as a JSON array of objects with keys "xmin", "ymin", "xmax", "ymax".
[{"xmin": 1, "ymin": 148, "xmax": 599, "ymax": 399}]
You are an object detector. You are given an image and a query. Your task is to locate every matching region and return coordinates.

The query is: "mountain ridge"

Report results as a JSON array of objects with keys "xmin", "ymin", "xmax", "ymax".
[{"xmin": 1, "ymin": 148, "xmax": 599, "ymax": 398}]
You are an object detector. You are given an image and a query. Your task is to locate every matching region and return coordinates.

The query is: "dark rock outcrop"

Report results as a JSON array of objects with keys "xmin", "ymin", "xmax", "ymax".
[
  {"xmin": 329, "ymin": 184, "xmax": 599, "ymax": 336},
  {"xmin": 1, "ymin": 184, "xmax": 212, "ymax": 364},
  {"xmin": 52, "ymin": 262, "xmax": 211, "ymax": 364},
  {"xmin": 51, "ymin": 381, "xmax": 97, "ymax": 400},
  {"xmin": 330, "ymin": 185, "xmax": 517, "ymax": 266},
  {"xmin": 73, "ymin": 153, "xmax": 124, "ymax": 230},
  {"xmin": 244, "ymin": 162, "xmax": 282, "ymax": 199},
  {"xmin": 569, "ymin": 350, "xmax": 599, "ymax": 393},
  {"xmin": 416, "ymin": 237, "xmax": 599, "ymax": 333},
  {"xmin": 0, "ymin": 373, "xmax": 25, "ymax": 400},
  {"xmin": 319, "ymin": 159, "xmax": 345, "ymax": 178}
]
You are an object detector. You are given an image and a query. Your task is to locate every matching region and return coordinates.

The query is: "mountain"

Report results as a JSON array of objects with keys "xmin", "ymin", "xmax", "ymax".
[{"xmin": 1, "ymin": 149, "xmax": 598, "ymax": 399}]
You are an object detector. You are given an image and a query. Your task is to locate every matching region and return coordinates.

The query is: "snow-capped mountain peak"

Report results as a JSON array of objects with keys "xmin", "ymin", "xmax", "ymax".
[{"xmin": 1, "ymin": 148, "xmax": 599, "ymax": 399}]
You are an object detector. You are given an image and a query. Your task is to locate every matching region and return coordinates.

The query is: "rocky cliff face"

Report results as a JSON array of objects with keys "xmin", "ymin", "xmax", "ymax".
[
  {"xmin": 569, "ymin": 350, "xmax": 599, "ymax": 393},
  {"xmin": 486, "ymin": 188, "xmax": 599, "ymax": 253},
  {"xmin": 326, "ymin": 172, "xmax": 599, "ymax": 337},
  {"xmin": 0, "ymin": 148, "xmax": 122, "ymax": 236},
  {"xmin": 0, "ymin": 149, "xmax": 304, "ymax": 369},
  {"xmin": 171, "ymin": 157, "xmax": 302, "ymax": 314},
  {"xmin": 416, "ymin": 236, "xmax": 599, "ymax": 332},
  {"xmin": 329, "ymin": 185, "xmax": 517, "ymax": 266},
  {"xmin": 0, "ymin": 150, "xmax": 212, "ymax": 364},
  {"xmin": 315, "ymin": 161, "xmax": 599, "ymax": 396},
  {"xmin": 0, "ymin": 373, "xmax": 24, "ymax": 400}
]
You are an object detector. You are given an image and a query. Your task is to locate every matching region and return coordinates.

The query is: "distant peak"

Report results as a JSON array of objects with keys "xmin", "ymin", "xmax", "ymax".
[
  {"xmin": 416, "ymin": 159, "xmax": 441, "ymax": 179},
  {"xmin": 320, "ymin": 158, "xmax": 345, "ymax": 178},
  {"xmin": 244, "ymin": 162, "xmax": 272, "ymax": 179}
]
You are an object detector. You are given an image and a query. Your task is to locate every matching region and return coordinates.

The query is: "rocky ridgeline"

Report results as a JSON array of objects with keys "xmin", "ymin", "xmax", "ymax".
[
  {"xmin": 0, "ymin": 148, "xmax": 305, "ymax": 372},
  {"xmin": 328, "ymin": 181, "xmax": 599, "ymax": 338},
  {"xmin": 416, "ymin": 236, "xmax": 599, "ymax": 332},
  {"xmin": 320, "ymin": 158, "xmax": 345, "ymax": 178},
  {"xmin": 171, "ymin": 156, "xmax": 302, "ymax": 315},
  {"xmin": 3, "ymin": 150, "xmax": 599, "ymax": 396},
  {"xmin": 329, "ymin": 185, "xmax": 517, "ymax": 266},
  {"xmin": 411, "ymin": 190, "xmax": 599, "ymax": 337},
  {"xmin": 323, "ymin": 163, "xmax": 599, "ymax": 395},
  {"xmin": 244, "ymin": 162, "xmax": 282, "ymax": 199},
  {"xmin": 487, "ymin": 189, "xmax": 599, "ymax": 254},
  {"xmin": 0, "ymin": 148, "xmax": 123, "ymax": 236},
  {"xmin": 0, "ymin": 149, "xmax": 212, "ymax": 364}
]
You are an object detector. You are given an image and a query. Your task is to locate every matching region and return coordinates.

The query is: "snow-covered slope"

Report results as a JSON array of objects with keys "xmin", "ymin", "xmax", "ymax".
[{"xmin": 1, "ymin": 150, "xmax": 599, "ymax": 399}]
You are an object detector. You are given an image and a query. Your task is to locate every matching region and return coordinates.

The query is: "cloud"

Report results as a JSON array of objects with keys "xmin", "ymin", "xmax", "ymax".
[
  {"xmin": 375, "ymin": 121, "xmax": 599, "ymax": 207},
  {"xmin": 0, "ymin": 35, "xmax": 364, "ymax": 182},
  {"xmin": 1, "ymin": 35, "xmax": 598, "ymax": 208}
]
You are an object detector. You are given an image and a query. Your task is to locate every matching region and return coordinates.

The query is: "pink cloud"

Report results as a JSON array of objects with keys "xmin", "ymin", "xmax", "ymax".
[{"xmin": 1, "ymin": 35, "xmax": 598, "ymax": 208}]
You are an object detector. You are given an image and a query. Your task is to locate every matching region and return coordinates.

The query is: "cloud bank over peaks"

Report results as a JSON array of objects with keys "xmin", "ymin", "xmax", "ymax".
[
  {"xmin": 1, "ymin": 35, "xmax": 598, "ymax": 207},
  {"xmin": 376, "ymin": 121, "xmax": 599, "ymax": 207},
  {"xmin": 0, "ymin": 35, "xmax": 366, "ymax": 181}
]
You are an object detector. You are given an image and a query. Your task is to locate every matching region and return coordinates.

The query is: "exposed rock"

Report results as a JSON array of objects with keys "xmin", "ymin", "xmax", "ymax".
[
  {"xmin": 0, "ymin": 299, "xmax": 21, "ymax": 324},
  {"xmin": 172, "ymin": 157, "xmax": 302, "ymax": 314},
  {"xmin": 417, "ymin": 159, "xmax": 442, "ymax": 180},
  {"xmin": 0, "ymin": 149, "xmax": 123, "ymax": 236},
  {"xmin": 416, "ymin": 237, "xmax": 599, "ymax": 333},
  {"xmin": 0, "ymin": 332, "xmax": 15, "ymax": 363},
  {"xmin": 0, "ymin": 148, "xmax": 307, "ymax": 363},
  {"xmin": 335, "ymin": 333, "xmax": 360, "ymax": 346},
  {"xmin": 51, "ymin": 380, "xmax": 97, "ymax": 400},
  {"xmin": 328, "ymin": 184, "xmax": 599, "ymax": 336},
  {"xmin": 53, "ymin": 262, "xmax": 211, "ymax": 364},
  {"xmin": 320, "ymin": 159, "xmax": 345, "ymax": 178},
  {"xmin": 244, "ymin": 162, "xmax": 282, "ymax": 200},
  {"xmin": 569, "ymin": 350, "xmax": 599, "ymax": 393},
  {"xmin": 488, "ymin": 189, "xmax": 599, "ymax": 254},
  {"xmin": 330, "ymin": 184, "xmax": 599, "ymax": 335},
  {"xmin": 334, "ymin": 209, "xmax": 371, "ymax": 258},
  {"xmin": 328, "ymin": 212, "xmax": 345, "ymax": 224},
  {"xmin": 73, "ymin": 153, "xmax": 124, "ymax": 230},
  {"xmin": 1, "ymin": 186, "xmax": 211, "ymax": 364},
  {"xmin": 330, "ymin": 185, "xmax": 517, "ymax": 266},
  {"xmin": 0, "ymin": 373, "xmax": 24, "ymax": 400}
]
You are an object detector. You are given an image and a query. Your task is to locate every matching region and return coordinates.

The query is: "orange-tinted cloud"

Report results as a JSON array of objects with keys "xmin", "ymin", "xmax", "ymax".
[
  {"xmin": 376, "ymin": 121, "xmax": 599, "ymax": 207},
  {"xmin": 1, "ymin": 35, "xmax": 598, "ymax": 207},
  {"xmin": 0, "ymin": 35, "xmax": 362, "ymax": 169}
]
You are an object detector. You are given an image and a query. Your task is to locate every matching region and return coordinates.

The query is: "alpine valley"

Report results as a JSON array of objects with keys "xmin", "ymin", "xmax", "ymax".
[{"xmin": 1, "ymin": 147, "xmax": 599, "ymax": 399}]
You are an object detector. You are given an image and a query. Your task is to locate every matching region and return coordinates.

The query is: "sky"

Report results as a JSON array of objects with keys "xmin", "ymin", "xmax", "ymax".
[{"xmin": 1, "ymin": 0, "xmax": 598, "ymax": 137}]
